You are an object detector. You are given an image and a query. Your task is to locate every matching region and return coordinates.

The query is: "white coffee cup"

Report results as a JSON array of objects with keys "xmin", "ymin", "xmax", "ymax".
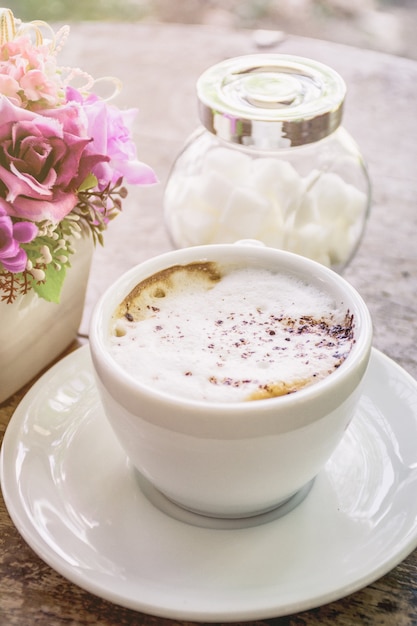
[{"xmin": 89, "ymin": 242, "xmax": 372, "ymax": 519}]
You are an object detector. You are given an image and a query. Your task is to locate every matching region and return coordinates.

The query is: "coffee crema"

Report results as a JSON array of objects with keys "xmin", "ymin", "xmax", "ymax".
[{"xmin": 109, "ymin": 262, "xmax": 355, "ymax": 402}]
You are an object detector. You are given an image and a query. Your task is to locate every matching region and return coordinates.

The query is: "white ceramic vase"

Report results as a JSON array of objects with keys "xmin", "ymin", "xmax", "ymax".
[{"xmin": 0, "ymin": 235, "xmax": 93, "ymax": 403}]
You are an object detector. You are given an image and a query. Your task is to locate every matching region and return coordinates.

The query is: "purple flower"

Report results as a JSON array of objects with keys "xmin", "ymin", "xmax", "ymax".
[
  {"xmin": 66, "ymin": 87, "xmax": 157, "ymax": 189},
  {"xmin": 0, "ymin": 201, "xmax": 38, "ymax": 272}
]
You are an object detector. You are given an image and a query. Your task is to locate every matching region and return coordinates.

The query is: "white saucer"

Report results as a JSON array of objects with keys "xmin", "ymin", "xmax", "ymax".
[{"xmin": 2, "ymin": 345, "xmax": 417, "ymax": 622}]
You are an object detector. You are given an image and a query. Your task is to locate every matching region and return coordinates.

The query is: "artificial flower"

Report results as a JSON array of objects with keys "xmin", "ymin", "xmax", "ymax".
[
  {"xmin": 66, "ymin": 87, "xmax": 157, "ymax": 189},
  {"xmin": 0, "ymin": 97, "xmax": 108, "ymax": 222},
  {"xmin": 0, "ymin": 35, "xmax": 64, "ymax": 110},
  {"xmin": 0, "ymin": 203, "xmax": 38, "ymax": 272},
  {"xmin": 0, "ymin": 10, "xmax": 157, "ymax": 303}
]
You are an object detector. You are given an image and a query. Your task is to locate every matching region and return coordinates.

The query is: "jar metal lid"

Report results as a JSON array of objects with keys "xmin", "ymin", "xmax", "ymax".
[{"xmin": 197, "ymin": 54, "xmax": 346, "ymax": 148}]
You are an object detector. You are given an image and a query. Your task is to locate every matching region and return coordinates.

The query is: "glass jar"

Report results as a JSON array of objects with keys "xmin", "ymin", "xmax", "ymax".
[{"xmin": 164, "ymin": 54, "xmax": 371, "ymax": 271}]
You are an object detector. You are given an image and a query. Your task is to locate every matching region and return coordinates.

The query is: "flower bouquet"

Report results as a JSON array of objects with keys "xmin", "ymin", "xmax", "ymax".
[
  {"xmin": 0, "ymin": 8, "xmax": 157, "ymax": 304},
  {"xmin": 0, "ymin": 8, "xmax": 157, "ymax": 401}
]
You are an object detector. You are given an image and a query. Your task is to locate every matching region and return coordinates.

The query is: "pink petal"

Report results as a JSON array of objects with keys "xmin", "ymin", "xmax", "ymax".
[
  {"xmin": 0, "ymin": 247, "xmax": 27, "ymax": 273},
  {"xmin": 13, "ymin": 221, "xmax": 38, "ymax": 243},
  {"xmin": 0, "ymin": 163, "xmax": 51, "ymax": 202},
  {"xmin": 112, "ymin": 158, "xmax": 158, "ymax": 185},
  {"xmin": 8, "ymin": 191, "xmax": 79, "ymax": 222}
]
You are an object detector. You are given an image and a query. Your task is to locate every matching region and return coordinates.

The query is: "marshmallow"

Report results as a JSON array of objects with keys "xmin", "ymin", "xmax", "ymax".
[
  {"xmin": 309, "ymin": 172, "xmax": 366, "ymax": 226},
  {"xmin": 199, "ymin": 169, "xmax": 234, "ymax": 210},
  {"xmin": 285, "ymin": 222, "xmax": 331, "ymax": 267},
  {"xmin": 250, "ymin": 158, "xmax": 304, "ymax": 218},
  {"xmin": 165, "ymin": 148, "xmax": 367, "ymax": 267},
  {"xmin": 203, "ymin": 147, "xmax": 252, "ymax": 185},
  {"xmin": 166, "ymin": 177, "xmax": 220, "ymax": 246},
  {"xmin": 218, "ymin": 186, "xmax": 275, "ymax": 241}
]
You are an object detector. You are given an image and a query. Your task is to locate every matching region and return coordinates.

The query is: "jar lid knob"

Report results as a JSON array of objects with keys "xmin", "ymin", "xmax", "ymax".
[{"xmin": 197, "ymin": 54, "xmax": 346, "ymax": 148}]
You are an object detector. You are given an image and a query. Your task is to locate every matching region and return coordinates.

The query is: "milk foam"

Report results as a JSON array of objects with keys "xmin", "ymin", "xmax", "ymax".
[{"xmin": 109, "ymin": 264, "xmax": 354, "ymax": 402}]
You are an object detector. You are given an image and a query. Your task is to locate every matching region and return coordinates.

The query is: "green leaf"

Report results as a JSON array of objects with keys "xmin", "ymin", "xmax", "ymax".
[
  {"xmin": 78, "ymin": 173, "xmax": 98, "ymax": 192},
  {"xmin": 32, "ymin": 264, "xmax": 67, "ymax": 303}
]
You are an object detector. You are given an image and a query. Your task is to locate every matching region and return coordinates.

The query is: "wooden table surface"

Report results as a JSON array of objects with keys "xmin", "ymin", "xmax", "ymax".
[{"xmin": 1, "ymin": 21, "xmax": 417, "ymax": 626}]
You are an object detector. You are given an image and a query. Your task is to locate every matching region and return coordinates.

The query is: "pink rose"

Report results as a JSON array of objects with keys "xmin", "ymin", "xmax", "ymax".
[
  {"xmin": 66, "ymin": 88, "xmax": 157, "ymax": 189},
  {"xmin": 0, "ymin": 97, "xmax": 108, "ymax": 222}
]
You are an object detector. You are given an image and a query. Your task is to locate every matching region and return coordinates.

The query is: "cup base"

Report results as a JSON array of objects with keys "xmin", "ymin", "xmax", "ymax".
[{"xmin": 136, "ymin": 471, "xmax": 315, "ymax": 530}]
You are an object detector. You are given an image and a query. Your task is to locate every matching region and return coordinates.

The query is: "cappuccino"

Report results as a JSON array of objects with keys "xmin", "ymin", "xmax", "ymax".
[{"xmin": 109, "ymin": 262, "xmax": 355, "ymax": 402}]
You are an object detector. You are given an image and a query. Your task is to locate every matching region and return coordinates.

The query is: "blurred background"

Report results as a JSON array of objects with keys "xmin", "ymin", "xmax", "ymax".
[{"xmin": 8, "ymin": 0, "xmax": 417, "ymax": 60}]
